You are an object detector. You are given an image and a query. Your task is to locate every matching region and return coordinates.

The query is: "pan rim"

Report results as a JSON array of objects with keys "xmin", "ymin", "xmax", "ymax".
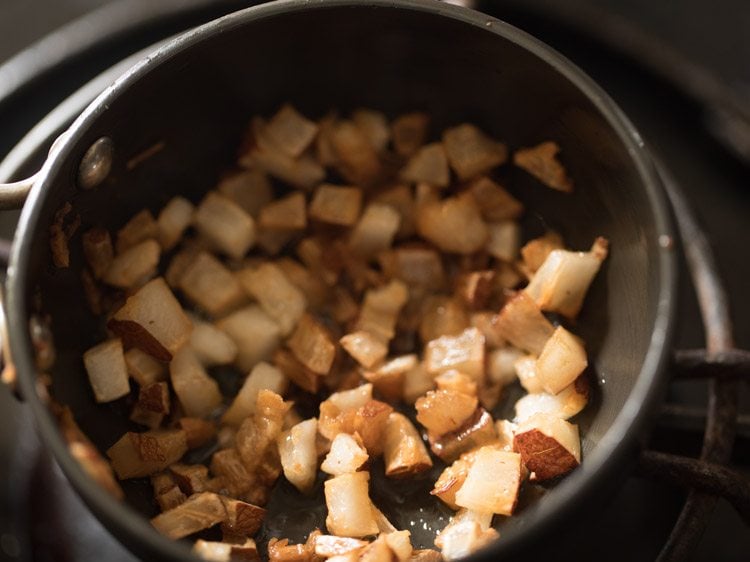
[{"xmin": 6, "ymin": 0, "xmax": 677, "ymax": 560}]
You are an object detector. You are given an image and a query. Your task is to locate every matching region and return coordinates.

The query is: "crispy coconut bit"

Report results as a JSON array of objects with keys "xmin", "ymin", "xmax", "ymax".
[
  {"xmin": 321, "ymin": 433, "xmax": 369, "ymax": 476},
  {"xmin": 116, "ymin": 209, "xmax": 159, "ymax": 253},
  {"xmin": 179, "ymin": 252, "xmax": 246, "ymax": 317},
  {"xmin": 513, "ymin": 413, "xmax": 581, "ymax": 481},
  {"xmin": 513, "ymin": 141, "xmax": 573, "ymax": 192},
  {"xmin": 82, "ymin": 227, "xmax": 114, "ymax": 278},
  {"xmin": 468, "ymin": 176, "xmax": 524, "ymax": 221},
  {"xmin": 400, "ymin": 142, "xmax": 450, "ymax": 188},
  {"xmin": 416, "ymin": 192, "xmax": 488, "ymax": 254},
  {"xmin": 442, "ymin": 123, "xmax": 507, "ymax": 181},
  {"xmin": 309, "ymin": 184, "xmax": 364, "ymax": 227},
  {"xmin": 391, "ymin": 112, "xmax": 430, "ymax": 157},
  {"xmin": 83, "ymin": 338, "xmax": 130, "ymax": 403}
]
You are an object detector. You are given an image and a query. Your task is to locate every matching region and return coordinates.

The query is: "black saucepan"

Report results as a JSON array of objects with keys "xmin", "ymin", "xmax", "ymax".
[{"xmin": 1, "ymin": 0, "xmax": 676, "ymax": 560}]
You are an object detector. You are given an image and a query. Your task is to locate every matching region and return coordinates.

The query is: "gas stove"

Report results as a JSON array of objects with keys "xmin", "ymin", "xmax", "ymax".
[{"xmin": 0, "ymin": 1, "xmax": 747, "ymax": 561}]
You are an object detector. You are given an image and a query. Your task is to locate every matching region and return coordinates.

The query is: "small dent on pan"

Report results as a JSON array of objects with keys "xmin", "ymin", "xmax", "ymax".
[{"xmin": 78, "ymin": 136, "xmax": 114, "ymax": 190}]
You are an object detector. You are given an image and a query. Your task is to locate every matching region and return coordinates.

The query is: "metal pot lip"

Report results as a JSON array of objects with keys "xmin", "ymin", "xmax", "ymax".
[{"xmin": 6, "ymin": 0, "xmax": 677, "ymax": 560}]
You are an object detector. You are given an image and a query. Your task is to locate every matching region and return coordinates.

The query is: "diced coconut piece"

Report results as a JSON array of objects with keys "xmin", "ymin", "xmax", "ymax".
[
  {"xmin": 309, "ymin": 184, "xmax": 363, "ymax": 226},
  {"xmin": 487, "ymin": 347, "xmax": 524, "ymax": 387},
  {"xmin": 409, "ymin": 550, "xmax": 443, "ymax": 562},
  {"xmin": 116, "ymin": 210, "xmax": 159, "ymax": 253},
  {"xmin": 321, "ymin": 433, "xmax": 369, "ymax": 476},
  {"xmin": 331, "ymin": 120, "xmax": 381, "ymax": 187},
  {"xmin": 179, "ymin": 252, "xmax": 246, "ymax": 317},
  {"xmin": 328, "ymin": 383, "xmax": 373, "ymax": 411},
  {"xmin": 193, "ymin": 538, "xmax": 260, "ymax": 562},
  {"xmin": 82, "ymin": 227, "xmax": 114, "ymax": 279},
  {"xmin": 124, "ymin": 347, "xmax": 166, "ymax": 386},
  {"xmin": 318, "ymin": 384, "xmax": 374, "ymax": 441},
  {"xmin": 151, "ymin": 492, "xmax": 226, "ymax": 539},
  {"xmin": 348, "ymin": 203, "xmax": 401, "ymax": 260},
  {"xmin": 170, "ymin": 348, "xmax": 222, "ymax": 418},
  {"xmin": 383, "ymin": 530, "xmax": 413, "ymax": 562},
  {"xmin": 380, "ymin": 246, "xmax": 445, "ymax": 291},
  {"xmin": 217, "ymin": 305, "xmax": 281, "ymax": 373},
  {"xmin": 513, "ymin": 354, "xmax": 542, "ymax": 393},
  {"xmin": 217, "ymin": 169, "xmax": 273, "ymax": 218},
  {"xmin": 324, "ymin": 472, "xmax": 379, "ymax": 538},
  {"xmin": 157, "ymin": 197, "xmax": 194, "ymax": 250},
  {"xmin": 513, "ymin": 141, "xmax": 573, "ymax": 192},
  {"xmin": 277, "ymin": 418, "xmax": 319, "ymax": 493},
  {"xmin": 194, "ymin": 192, "xmax": 256, "ymax": 259},
  {"xmin": 494, "ymin": 292, "xmax": 554, "ymax": 355},
  {"xmin": 362, "ymin": 354, "xmax": 417, "ymax": 402},
  {"xmin": 424, "ymin": 327, "xmax": 485, "ymax": 381},
  {"xmin": 442, "ymin": 123, "xmax": 507, "ymax": 181},
  {"xmin": 435, "ymin": 370, "xmax": 477, "ymax": 397},
  {"xmin": 240, "ymin": 262, "xmax": 307, "ymax": 336},
  {"xmin": 383, "ymin": 412, "xmax": 432, "ymax": 478},
  {"xmin": 169, "ymin": 463, "xmax": 210, "ymax": 495},
  {"xmin": 220, "ymin": 496, "xmax": 267, "ymax": 536},
  {"xmin": 315, "ymin": 535, "xmax": 369, "ymax": 558},
  {"xmin": 109, "ymin": 277, "xmax": 192, "ymax": 361},
  {"xmin": 222, "ymin": 362, "xmax": 288, "ymax": 427},
  {"xmin": 178, "ymin": 417, "xmax": 217, "ymax": 449},
  {"xmin": 373, "ymin": 184, "xmax": 416, "ymax": 240},
  {"xmin": 210, "ymin": 448, "xmax": 256, "ymax": 499},
  {"xmin": 349, "ymin": 400, "xmax": 392, "ymax": 458},
  {"xmin": 352, "ymin": 108, "xmax": 390, "ymax": 153},
  {"xmin": 468, "ymin": 176, "xmax": 523, "ymax": 221},
  {"xmin": 340, "ymin": 330, "xmax": 388, "ymax": 368},
  {"xmin": 469, "ymin": 312, "xmax": 505, "ymax": 349},
  {"xmin": 495, "ymin": 420, "xmax": 517, "ymax": 452},
  {"xmin": 102, "ymin": 239, "xmax": 160, "ymax": 289},
  {"xmin": 189, "ymin": 320, "xmax": 238, "ymax": 367},
  {"xmin": 435, "ymin": 509, "xmax": 498, "ymax": 561},
  {"xmin": 403, "ymin": 363, "xmax": 435, "ymax": 404},
  {"xmin": 454, "ymin": 270, "xmax": 495, "ymax": 310},
  {"xmin": 535, "ymin": 326, "xmax": 588, "ymax": 394},
  {"xmin": 428, "ymin": 408, "xmax": 498, "ymax": 463},
  {"xmin": 485, "ymin": 220, "xmax": 520, "ymax": 262},
  {"xmin": 400, "ymin": 143, "xmax": 449, "ymax": 187},
  {"xmin": 267, "ymin": 536, "xmax": 316, "ymax": 562},
  {"xmin": 454, "ymin": 447, "xmax": 523, "ymax": 515},
  {"xmin": 287, "ymin": 314, "xmax": 336, "ymax": 375},
  {"xmin": 514, "ymin": 378, "xmax": 589, "ymax": 422},
  {"xmin": 513, "ymin": 413, "xmax": 581, "ymax": 480},
  {"xmin": 83, "ymin": 338, "xmax": 130, "ymax": 403},
  {"xmin": 520, "ymin": 231, "xmax": 564, "ymax": 273},
  {"xmin": 107, "ymin": 429, "xmax": 188, "ymax": 480},
  {"xmin": 258, "ymin": 192, "xmax": 308, "ymax": 231},
  {"xmin": 431, "ymin": 454, "xmax": 472, "ymax": 510},
  {"xmin": 263, "ymin": 104, "xmax": 319, "ymax": 158},
  {"xmin": 275, "ymin": 257, "xmax": 329, "ymax": 311},
  {"xmin": 391, "ymin": 112, "xmax": 430, "ymax": 157},
  {"xmin": 419, "ymin": 297, "xmax": 470, "ymax": 343},
  {"xmin": 273, "ymin": 349, "xmax": 321, "ymax": 394},
  {"xmin": 130, "ymin": 381, "xmax": 170, "ymax": 428},
  {"xmin": 236, "ymin": 390, "xmax": 291, "ymax": 476},
  {"xmin": 355, "ymin": 280, "xmax": 408, "ymax": 341},
  {"xmin": 415, "ymin": 390, "xmax": 478, "ymax": 436},
  {"xmin": 524, "ymin": 238, "xmax": 609, "ymax": 318},
  {"xmin": 416, "ymin": 192, "xmax": 488, "ymax": 254}
]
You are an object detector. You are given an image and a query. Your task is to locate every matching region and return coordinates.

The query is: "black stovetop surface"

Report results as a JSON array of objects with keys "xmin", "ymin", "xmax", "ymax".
[{"xmin": 0, "ymin": 1, "xmax": 748, "ymax": 561}]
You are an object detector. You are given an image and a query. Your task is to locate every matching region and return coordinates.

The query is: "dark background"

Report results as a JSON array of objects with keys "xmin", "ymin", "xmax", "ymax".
[{"xmin": 0, "ymin": 1, "xmax": 748, "ymax": 561}]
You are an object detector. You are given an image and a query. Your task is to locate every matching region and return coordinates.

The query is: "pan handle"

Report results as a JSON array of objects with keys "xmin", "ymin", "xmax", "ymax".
[{"xmin": 0, "ymin": 175, "xmax": 37, "ymax": 210}]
